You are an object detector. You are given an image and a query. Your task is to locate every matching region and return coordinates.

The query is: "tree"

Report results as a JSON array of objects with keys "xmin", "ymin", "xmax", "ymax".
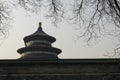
[
  {"xmin": 0, "ymin": 0, "xmax": 11, "ymax": 39},
  {"xmin": 1, "ymin": 0, "xmax": 120, "ymax": 57}
]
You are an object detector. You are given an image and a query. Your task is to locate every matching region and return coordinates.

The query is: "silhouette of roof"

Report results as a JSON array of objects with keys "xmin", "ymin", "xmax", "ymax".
[
  {"xmin": 17, "ymin": 22, "xmax": 61, "ymax": 60},
  {"xmin": 24, "ymin": 23, "xmax": 56, "ymax": 43}
]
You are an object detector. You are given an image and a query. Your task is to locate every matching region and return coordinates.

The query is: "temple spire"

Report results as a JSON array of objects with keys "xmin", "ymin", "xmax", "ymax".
[{"xmin": 38, "ymin": 22, "xmax": 42, "ymax": 30}]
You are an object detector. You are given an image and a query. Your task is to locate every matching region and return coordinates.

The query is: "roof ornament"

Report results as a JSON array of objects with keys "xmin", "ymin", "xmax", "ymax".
[{"xmin": 38, "ymin": 22, "xmax": 42, "ymax": 30}]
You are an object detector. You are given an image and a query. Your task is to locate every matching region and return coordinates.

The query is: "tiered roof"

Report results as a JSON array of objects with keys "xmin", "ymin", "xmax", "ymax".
[{"xmin": 17, "ymin": 22, "xmax": 62, "ymax": 60}]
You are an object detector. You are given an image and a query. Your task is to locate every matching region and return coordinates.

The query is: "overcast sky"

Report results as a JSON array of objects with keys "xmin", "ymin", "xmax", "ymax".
[{"xmin": 0, "ymin": 6, "xmax": 118, "ymax": 59}]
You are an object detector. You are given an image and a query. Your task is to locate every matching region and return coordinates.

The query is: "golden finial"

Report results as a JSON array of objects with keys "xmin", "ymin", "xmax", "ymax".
[
  {"xmin": 38, "ymin": 22, "xmax": 42, "ymax": 30},
  {"xmin": 39, "ymin": 22, "xmax": 42, "ymax": 27}
]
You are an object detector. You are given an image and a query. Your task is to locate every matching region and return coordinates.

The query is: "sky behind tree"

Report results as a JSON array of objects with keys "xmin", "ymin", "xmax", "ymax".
[{"xmin": 0, "ymin": 7, "xmax": 118, "ymax": 59}]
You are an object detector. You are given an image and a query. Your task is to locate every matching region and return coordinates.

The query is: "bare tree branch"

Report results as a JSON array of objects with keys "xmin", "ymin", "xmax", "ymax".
[
  {"xmin": 17, "ymin": 0, "xmax": 42, "ymax": 12},
  {"xmin": 0, "ymin": 1, "xmax": 11, "ymax": 39},
  {"xmin": 69, "ymin": 0, "xmax": 120, "ymax": 45},
  {"xmin": 45, "ymin": 0, "xmax": 64, "ymax": 26}
]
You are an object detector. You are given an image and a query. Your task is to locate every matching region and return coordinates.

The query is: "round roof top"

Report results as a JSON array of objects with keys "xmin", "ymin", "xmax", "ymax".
[{"xmin": 24, "ymin": 22, "xmax": 56, "ymax": 42}]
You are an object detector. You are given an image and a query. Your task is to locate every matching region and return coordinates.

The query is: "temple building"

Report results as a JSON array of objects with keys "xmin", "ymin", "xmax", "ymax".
[
  {"xmin": 0, "ymin": 22, "xmax": 120, "ymax": 80},
  {"xmin": 17, "ymin": 22, "xmax": 61, "ymax": 60}
]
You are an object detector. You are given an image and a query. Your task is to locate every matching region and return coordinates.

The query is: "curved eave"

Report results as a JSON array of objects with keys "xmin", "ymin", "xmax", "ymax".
[
  {"xmin": 17, "ymin": 46, "xmax": 62, "ymax": 55},
  {"xmin": 24, "ymin": 35, "xmax": 56, "ymax": 43}
]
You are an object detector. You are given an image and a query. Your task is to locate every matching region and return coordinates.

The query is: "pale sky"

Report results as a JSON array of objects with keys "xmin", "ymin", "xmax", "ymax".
[{"xmin": 0, "ymin": 6, "xmax": 118, "ymax": 59}]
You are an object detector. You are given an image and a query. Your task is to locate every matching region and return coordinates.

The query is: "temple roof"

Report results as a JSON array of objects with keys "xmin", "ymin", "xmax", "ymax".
[
  {"xmin": 30, "ymin": 26, "xmax": 50, "ymax": 36},
  {"xmin": 17, "ymin": 46, "xmax": 61, "ymax": 55},
  {"xmin": 24, "ymin": 22, "xmax": 56, "ymax": 42},
  {"xmin": 17, "ymin": 22, "xmax": 61, "ymax": 60}
]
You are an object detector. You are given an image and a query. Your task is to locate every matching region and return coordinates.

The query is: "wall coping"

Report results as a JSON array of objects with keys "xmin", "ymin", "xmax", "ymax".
[{"xmin": 0, "ymin": 59, "xmax": 119, "ymax": 64}]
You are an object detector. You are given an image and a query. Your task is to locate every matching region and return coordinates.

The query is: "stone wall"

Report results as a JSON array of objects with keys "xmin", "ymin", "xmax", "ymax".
[{"xmin": 0, "ymin": 59, "xmax": 120, "ymax": 80}]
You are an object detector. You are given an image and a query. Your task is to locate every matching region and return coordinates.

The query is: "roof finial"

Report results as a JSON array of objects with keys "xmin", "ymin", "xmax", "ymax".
[{"xmin": 38, "ymin": 22, "xmax": 42, "ymax": 30}]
